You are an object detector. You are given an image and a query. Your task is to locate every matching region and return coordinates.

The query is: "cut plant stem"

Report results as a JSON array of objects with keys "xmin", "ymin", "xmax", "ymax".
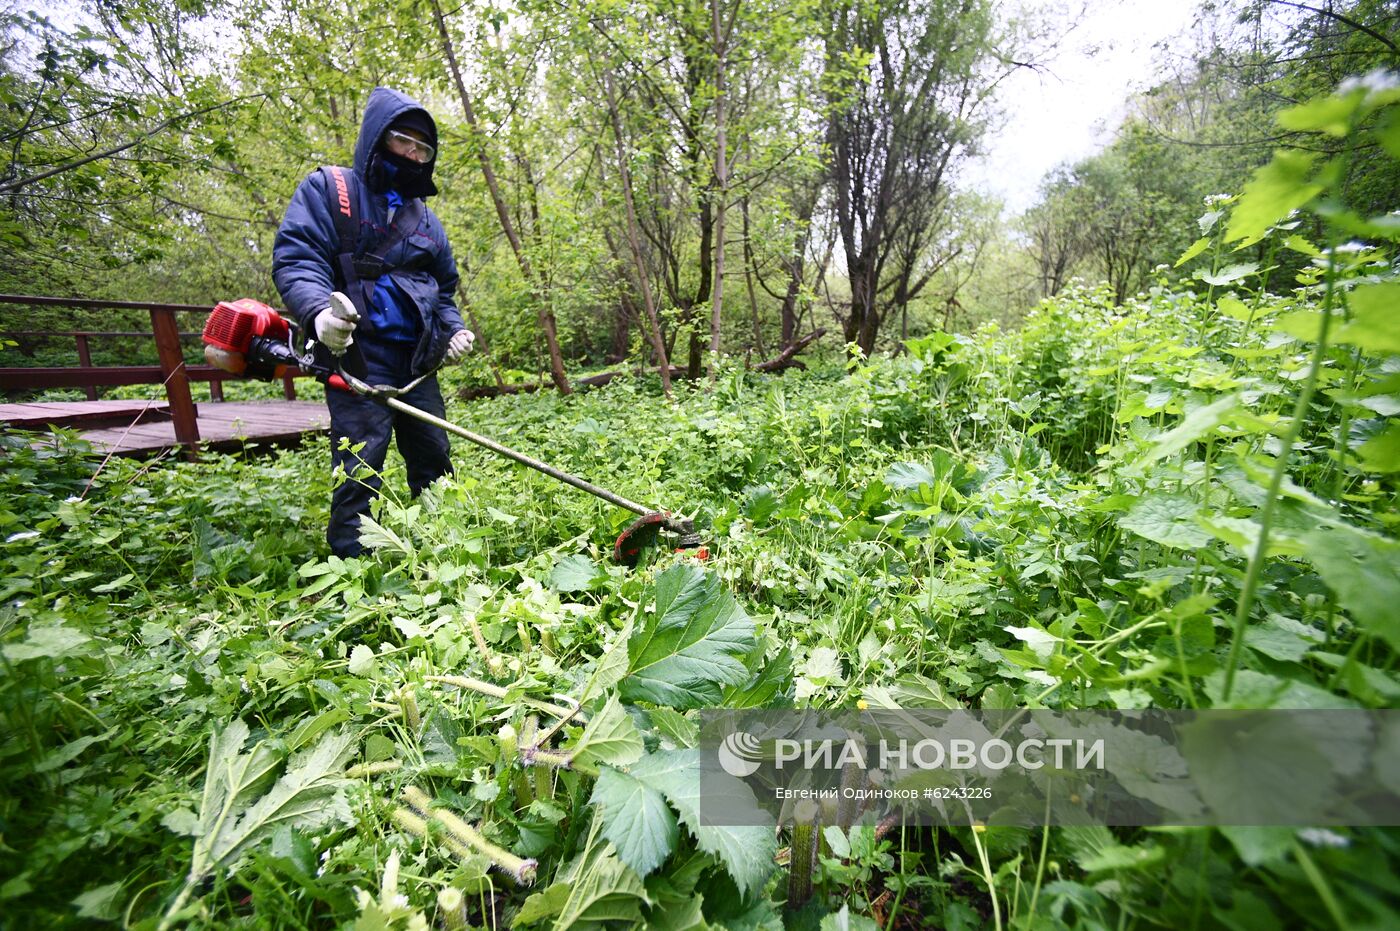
[
  {"xmin": 787, "ymin": 800, "xmax": 818, "ymax": 910},
  {"xmin": 1293, "ymin": 840, "xmax": 1348, "ymax": 929},
  {"xmin": 346, "ymin": 760, "xmax": 403, "ymax": 778},
  {"xmin": 437, "ymin": 887, "xmax": 468, "ymax": 931},
  {"xmin": 969, "ymin": 819, "xmax": 1003, "ymax": 931},
  {"xmin": 401, "ymin": 786, "xmax": 538, "ymax": 885},
  {"xmin": 425, "ymin": 674, "xmax": 583, "ymax": 721},
  {"xmin": 519, "ymin": 743, "xmax": 598, "ymax": 778},
  {"xmin": 398, "ymin": 686, "xmax": 421, "ymax": 733},
  {"xmin": 534, "ymin": 764, "xmax": 555, "ymax": 801},
  {"xmin": 464, "ymin": 611, "xmax": 504, "ymax": 676},
  {"xmin": 1025, "ymin": 786, "xmax": 1054, "ymax": 924},
  {"xmin": 392, "ymin": 806, "xmax": 484, "ymax": 862}
]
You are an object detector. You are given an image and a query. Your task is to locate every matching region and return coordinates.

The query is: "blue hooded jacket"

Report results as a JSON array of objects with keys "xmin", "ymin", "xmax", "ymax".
[{"xmin": 272, "ymin": 87, "xmax": 465, "ymax": 376}]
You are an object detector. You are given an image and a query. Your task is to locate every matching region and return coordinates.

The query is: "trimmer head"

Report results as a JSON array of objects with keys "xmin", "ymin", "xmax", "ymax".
[{"xmin": 614, "ymin": 513, "xmax": 706, "ymax": 566}]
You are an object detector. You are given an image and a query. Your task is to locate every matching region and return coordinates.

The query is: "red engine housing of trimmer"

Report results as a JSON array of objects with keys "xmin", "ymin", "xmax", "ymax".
[
  {"xmin": 202, "ymin": 299, "xmax": 290, "ymax": 356},
  {"xmin": 202, "ymin": 298, "xmax": 348, "ymax": 389}
]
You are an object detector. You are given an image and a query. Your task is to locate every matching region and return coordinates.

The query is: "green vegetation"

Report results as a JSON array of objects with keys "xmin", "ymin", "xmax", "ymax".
[{"xmin": 4, "ymin": 75, "xmax": 1400, "ymax": 927}]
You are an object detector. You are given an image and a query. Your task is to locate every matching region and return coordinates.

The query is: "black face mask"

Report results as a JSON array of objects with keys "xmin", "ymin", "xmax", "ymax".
[{"xmin": 369, "ymin": 150, "xmax": 438, "ymax": 198}]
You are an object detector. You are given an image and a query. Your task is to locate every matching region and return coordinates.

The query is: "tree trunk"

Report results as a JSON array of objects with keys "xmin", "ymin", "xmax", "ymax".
[
  {"xmin": 429, "ymin": 0, "xmax": 572, "ymax": 395},
  {"xmin": 707, "ymin": 0, "xmax": 730, "ymax": 383},
  {"xmin": 602, "ymin": 68, "xmax": 674, "ymax": 399},
  {"xmin": 740, "ymin": 195, "xmax": 767, "ymax": 357},
  {"xmin": 610, "ymin": 295, "xmax": 633, "ymax": 365},
  {"xmin": 779, "ymin": 184, "xmax": 820, "ymax": 347},
  {"xmin": 685, "ymin": 46, "xmax": 715, "ymax": 381}
]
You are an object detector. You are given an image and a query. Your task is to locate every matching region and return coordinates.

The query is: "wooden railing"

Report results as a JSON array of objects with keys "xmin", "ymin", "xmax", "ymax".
[{"xmin": 0, "ymin": 295, "xmax": 302, "ymax": 453}]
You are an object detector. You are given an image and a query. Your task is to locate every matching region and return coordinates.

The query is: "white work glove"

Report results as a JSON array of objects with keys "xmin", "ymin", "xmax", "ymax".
[
  {"xmin": 315, "ymin": 291, "xmax": 359, "ymax": 355},
  {"xmin": 446, "ymin": 328, "xmax": 476, "ymax": 363}
]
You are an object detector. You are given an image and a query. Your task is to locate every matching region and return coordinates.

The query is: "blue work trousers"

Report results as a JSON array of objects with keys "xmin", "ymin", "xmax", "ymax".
[{"xmin": 325, "ymin": 339, "xmax": 451, "ymax": 557}]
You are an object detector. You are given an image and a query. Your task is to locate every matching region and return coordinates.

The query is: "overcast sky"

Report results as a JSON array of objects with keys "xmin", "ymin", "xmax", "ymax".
[{"xmin": 966, "ymin": 0, "xmax": 1203, "ymax": 214}]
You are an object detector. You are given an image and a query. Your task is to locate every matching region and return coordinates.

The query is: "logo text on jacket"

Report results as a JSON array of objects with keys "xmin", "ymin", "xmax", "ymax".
[{"xmin": 328, "ymin": 166, "xmax": 352, "ymax": 218}]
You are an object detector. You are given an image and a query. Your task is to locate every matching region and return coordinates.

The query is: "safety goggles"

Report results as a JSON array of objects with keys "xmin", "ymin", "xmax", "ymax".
[{"xmin": 384, "ymin": 128, "xmax": 435, "ymax": 163}]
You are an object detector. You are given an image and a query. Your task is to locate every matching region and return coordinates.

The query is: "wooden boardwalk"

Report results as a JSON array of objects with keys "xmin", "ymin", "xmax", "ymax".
[{"xmin": 0, "ymin": 399, "xmax": 329, "ymax": 456}]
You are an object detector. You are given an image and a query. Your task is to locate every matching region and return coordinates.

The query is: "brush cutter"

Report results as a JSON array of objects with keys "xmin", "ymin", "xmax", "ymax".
[{"xmin": 201, "ymin": 296, "xmax": 703, "ymax": 565}]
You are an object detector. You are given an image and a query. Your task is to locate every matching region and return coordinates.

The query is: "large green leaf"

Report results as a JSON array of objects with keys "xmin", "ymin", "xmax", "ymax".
[
  {"xmin": 1130, "ymin": 394, "xmax": 1242, "ymax": 470},
  {"xmin": 1118, "ymin": 494, "xmax": 1211, "ymax": 550},
  {"xmin": 570, "ymin": 695, "xmax": 644, "ymax": 769},
  {"xmin": 722, "ymin": 646, "xmax": 792, "ymax": 708},
  {"xmin": 1302, "ymin": 523, "xmax": 1400, "ymax": 651},
  {"xmin": 580, "ymin": 619, "xmax": 632, "ymax": 705},
  {"xmin": 1196, "ymin": 263, "xmax": 1258, "ymax": 286},
  {"xmin": 551, "ymin": 554, "xmax": 600, "ymax": 593},
  {"xmin": 209, "ymin": 726, "xmax": 354, "ymax": 866},
  {"xmin": 1181, "ymin": 713, "xmax": 1367, "ymax": 821},
  {"xmin": 1198, "ymin": 514, "xmax": 1307, "ymax": 557},
  {"xmin": 169, "ymin": 719, "xmax": 354, "ymax": 922},
  {"xmin": 1335, "ymin": 282, "xmax": 1400, "ymax": 356},
  {"xmin": 1276, "ymin": 93, "xmax": 1359, "ymax": 137},
  {"xmin": 555, "ymin": 830, "xmax": 650, "ymax": 930},
  {"xmin": 622, "ymin": 566, "xmax": 755, "ymax": 710},
  {"xmin": 513, "ymin": 882, "xmax": 572, "ymax": 928},
  {"xmin": 1219, "ymin": 827, "xmax": 1295, "ymax": 867},
  {"xmin": 1174, "ymin": 235, "xmax": 1212, "ymax": 268},
  {"xmin": 630, "ymin": 750, "xmax": 776, "ymax": 898},
  {"xmin": 1357, "ymin": 424, "xmax": 1400, "ymax": 474},
  {"xmin": 1226, "ymin": 151, "xmax": 1323, "ymax": 247},
  {"xmin": 589, "ymin": 765, "xmax": 678, "ymax": 878},
  {"xmin": 1, "ymin": 623, "xmax": 92, "ymax": 663}
]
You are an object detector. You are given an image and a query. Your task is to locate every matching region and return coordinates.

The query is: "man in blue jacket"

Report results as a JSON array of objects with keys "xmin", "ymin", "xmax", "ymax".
[{"xmin": 273, "ymin": 87, "xmax": 474, "ymax": 558}]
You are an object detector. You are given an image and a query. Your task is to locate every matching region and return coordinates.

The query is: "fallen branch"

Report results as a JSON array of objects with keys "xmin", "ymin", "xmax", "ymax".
[{"xmin": 752, "ymin": 328, "xmax": 826, "ymax": 372}]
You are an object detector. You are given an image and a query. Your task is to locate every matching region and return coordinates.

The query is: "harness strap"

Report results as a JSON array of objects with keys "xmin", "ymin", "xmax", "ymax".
[
  {"xmin": 315, "ymin": 166, "xmax": 429, "ymax": 383},
  {"xmin": 355, "ymin": 197, "xmax": 424, "ymax": 281},
  {"xmin": 318, "ymin": 165, "xmax": 426, "ymax": 312}
]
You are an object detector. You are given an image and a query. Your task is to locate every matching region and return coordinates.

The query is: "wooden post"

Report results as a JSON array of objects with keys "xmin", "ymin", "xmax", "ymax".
[
  {"xmin": 150, "ymin": 308, "xmax": 200, "ymax": 457},
  {"xmin": 282, "ymin": 370, "xmax": 296, "ymax": 400},
  {"xmin": 73, "ymin": 334, "xmax": 98, "ymax": 401},
  {"xmin": 210, "ymin": 376, "xmax": 223, "ymax": 402}
]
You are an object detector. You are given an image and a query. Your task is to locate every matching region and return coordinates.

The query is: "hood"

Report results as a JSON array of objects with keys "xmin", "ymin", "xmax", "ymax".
[{"xmin": 353, "ymin": 86, "xmax": 439, "ymax": 194}]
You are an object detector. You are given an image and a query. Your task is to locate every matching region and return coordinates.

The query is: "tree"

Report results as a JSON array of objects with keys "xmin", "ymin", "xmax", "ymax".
[
  {"xmin": 1014, "ymin": 0, "xmax": 1400, "ymax": 307},
  {"xmin": 1021, "ymin": 166, "xmax": 1088, "ymax": 299},
  {"xmin": 430, "ymin": 0, "xmax": 572, "ymax": 395},
  {"xmin": 822, "ymin": 0, "xmax": 1011, "ymax": 355}
]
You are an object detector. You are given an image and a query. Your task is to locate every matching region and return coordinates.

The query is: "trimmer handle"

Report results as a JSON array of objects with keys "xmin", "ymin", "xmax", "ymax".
[{"xmin": 328, "ymin": 291, "xmax": 360, "ymax": 326}]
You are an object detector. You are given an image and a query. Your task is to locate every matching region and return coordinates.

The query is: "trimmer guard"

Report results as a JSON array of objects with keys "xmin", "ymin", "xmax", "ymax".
[{"xmin": 614, "ymin": 513, "xmax": 705, "ymax": 566}]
